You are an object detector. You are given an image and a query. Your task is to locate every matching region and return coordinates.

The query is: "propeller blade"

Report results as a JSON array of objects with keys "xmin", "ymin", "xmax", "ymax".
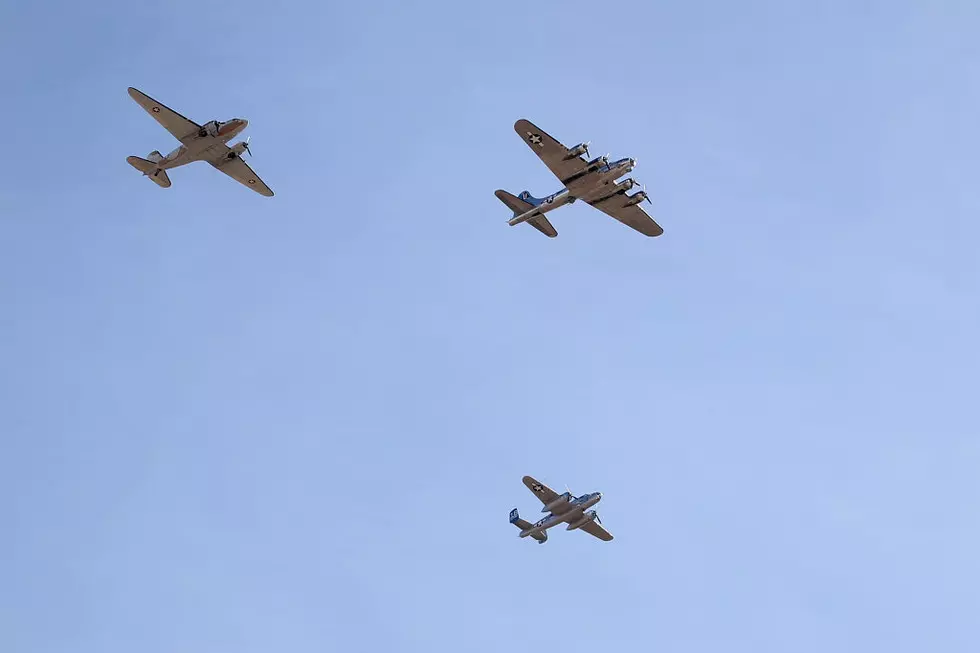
[
  {"xmin": 595, "ymin": 513, "xmax": 602, "ymax": 524},
  {"xmin": 583, "ymin": 141, "xmax": 591, "ymax": 158},
  {"xmin": 243, "ymin": 136, "xmax": 252, "ymax": 157}
]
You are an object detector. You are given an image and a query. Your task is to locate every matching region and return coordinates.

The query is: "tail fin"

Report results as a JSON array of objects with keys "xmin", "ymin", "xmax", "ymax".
[
  {"xmin": 509, "ymin": 509, "xmax": 548, "ymax": 543},
  {"xmin": 146, "ymin": 150, "xmax": 165, "ymax": 164},
  {"xmin": 494, "ymin": 190, "xmax": 558, "ymax": 238},
  {"xmin": 126, "ymin": 156, "xmax": 171, "ymax": 188},
  {"xmin": 495, "ymin": 189, "xmax": 537, "ymax": 216}
]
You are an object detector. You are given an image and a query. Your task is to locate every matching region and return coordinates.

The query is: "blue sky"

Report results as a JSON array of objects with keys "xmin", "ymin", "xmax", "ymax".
[{"xmin": 2, "ymin": 0, "xmax": 979, "ymax": 651}]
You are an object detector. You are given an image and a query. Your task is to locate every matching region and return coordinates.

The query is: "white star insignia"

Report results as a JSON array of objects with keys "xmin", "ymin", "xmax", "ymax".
[
  {"xmin": 151, "ymin": 107, "xmax": 160, "ymax": 113},
  {"xmin": 526, "ymin": 132, "xmax": 543, "ymax": 146}
]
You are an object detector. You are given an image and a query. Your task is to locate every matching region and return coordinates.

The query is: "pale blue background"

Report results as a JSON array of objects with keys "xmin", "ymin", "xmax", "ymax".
[{"xmin": 2, "ymin": 1, "xmax": 979, "ymax": 651}]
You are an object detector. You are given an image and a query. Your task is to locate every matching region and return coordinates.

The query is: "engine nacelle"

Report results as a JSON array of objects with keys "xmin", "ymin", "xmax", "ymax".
[
  {"xmin": 624, "ymin": 190, "xmax": 648, "ymax": 207},
  {"xmin": 224, "ymin": 141, "xmax": 248, "ymax": 160},
  {"xmin": 586, "ymin": 155, "xmax": 609, "ymax": 170},
  {"xmin": 567, "ymin": 510, "xmax": 598, "ymax": 531},
  {"xmin": 199, "ymin": 120, "xmax": 220, "ymax": 138},
  {"xmin": 564, "ymin": 142, "xmax": 590, "ymax": 160},
  {"xmin": 542, "ymin": 491, "xmax": 573, "ymax": 513}
]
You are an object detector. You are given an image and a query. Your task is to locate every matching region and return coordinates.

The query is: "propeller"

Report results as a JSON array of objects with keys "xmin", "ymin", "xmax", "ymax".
[
  {"xmin": 242, "ymin": 136, "xmax": 252, "ymax": 158},
  {"xmin": 634, "ymin": 182, "xmax": 652, "ymax": 204},
  {"xmin": 582, "ymin": 141, "xmax": 592, "ymax": 158},
  {"xmin": 595, "ymin": 512, "xmax": 602, "ymax": 525}
]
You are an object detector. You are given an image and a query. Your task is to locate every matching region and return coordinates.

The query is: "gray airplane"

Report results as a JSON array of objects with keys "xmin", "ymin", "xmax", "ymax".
[
  {"xmin": 509, "ymin": 475, "xmax": 613, "ymax": 544},
  {"xmin": 495, "ymin": 119, "xmax": 662, "ymax": 238}
]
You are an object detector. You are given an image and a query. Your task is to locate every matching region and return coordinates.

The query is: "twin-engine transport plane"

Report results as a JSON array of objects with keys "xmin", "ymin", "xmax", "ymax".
[
  {"xmin": 495, "ymin": 119, "xmax": 662, "ymax": 238},
  {"xmin": 126, "ymin": 87, "xmax": 273, "ymax": 197},
  {"xmin": 509, "ymin": 475, "xmax": 613, "ymax": 544}
]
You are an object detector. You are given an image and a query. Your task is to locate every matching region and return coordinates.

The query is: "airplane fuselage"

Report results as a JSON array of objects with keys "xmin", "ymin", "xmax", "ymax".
[
  {"xmin": 152, "ymin": 118, "xmax": 249, "ymax": 170},
  {"xmin": 520, "ymin": 492, "xmax": 602, "ymax": 538},
  {"xmin": 508, "ymin": 158, "xmax": 636, "ymax": 226}
]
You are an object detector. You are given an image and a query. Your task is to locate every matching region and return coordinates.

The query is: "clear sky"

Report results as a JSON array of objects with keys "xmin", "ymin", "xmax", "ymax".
[{"xmin": 2, "ymin": 1, "xmax": 979, "ymax": 651}]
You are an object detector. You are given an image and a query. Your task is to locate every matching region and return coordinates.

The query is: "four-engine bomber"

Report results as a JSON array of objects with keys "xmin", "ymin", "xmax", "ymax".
[{"xmin": 495, "ymin": 119, "xmax": 662, "ymax": 238}]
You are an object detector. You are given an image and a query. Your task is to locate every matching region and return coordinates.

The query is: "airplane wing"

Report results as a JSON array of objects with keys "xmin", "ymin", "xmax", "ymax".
[
  {"xmin": 128, "ymin": 87, "xmax": 201, "ymax": 143},
  {"xmin": 523, "ymin": 475, "xmax": 560, "ymax": 507},
  {"xmin": 578, "ymin": 519, "xmax": 614, "ymax": 541},
  {"xmin": 514, "ymin": 119, "xmax": 590, "ymax": 185},
  {"xmin": 589, "ymin": 195, "xmax": 663, "ymax": 237},
  {"xmin": 206, "ymin": 147, "xmax": 275, "ymax": 197}
]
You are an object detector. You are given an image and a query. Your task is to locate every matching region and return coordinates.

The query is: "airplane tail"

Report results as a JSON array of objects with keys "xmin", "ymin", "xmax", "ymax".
[
  {"xmin": 509, "ymin": 509, "xmax": 547, "ymax": 543},
  {"xmin": 495, "ymin": 189, "xmax": 542, "ymax": 215},
  {"xmin": 126, "ymin": 156, "xmax": 171, "ymax": 188},
  {"xmin": 494, "ymin": 190, "xmax": 558, "ymax": 238}
]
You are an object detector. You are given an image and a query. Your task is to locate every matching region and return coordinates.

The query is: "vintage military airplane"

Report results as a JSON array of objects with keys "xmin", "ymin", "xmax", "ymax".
[
  {"xmin": 125, "ymin": 87, "xmax": 273, "ymax": 197},
  {"xmin": 509, "ymin": 475, "xmax": 613, "ymax": 544},
  {"xmin": 495, "ymin": 119, "xmax": 662, "ymax": 238}
]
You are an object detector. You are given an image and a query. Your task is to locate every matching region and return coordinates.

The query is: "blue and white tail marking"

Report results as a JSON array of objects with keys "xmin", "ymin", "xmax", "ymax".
[
  {"xmin": 493, "ymin": 189, "xmax": 559, "ymax": 238},
  {"xmin": 508, "ymin": 508, "xmax": 548, "ymax": 544}
]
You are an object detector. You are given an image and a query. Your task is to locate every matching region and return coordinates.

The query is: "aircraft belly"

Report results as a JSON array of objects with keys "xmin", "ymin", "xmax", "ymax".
[
  {"xmin": 561, "ymin": 508, "xmax": 583, "ymax": 523},
  {"xmin": 566, "ymin": 174, "xmax": 599, "ymax": 194},
  {"xmin": 572, "ymin": 180, "xmax": 615, "ymax": 202},
  {"xmin": 569, "ymin": 167, "xmax": 628, "ymax": 198},
  {"xmin": 549, "ymin": 503, "xmax": 575, "ymax": 516},
  {"xmin": 196, "ymin": 143, "xmax": 226, "ymax": 162}
]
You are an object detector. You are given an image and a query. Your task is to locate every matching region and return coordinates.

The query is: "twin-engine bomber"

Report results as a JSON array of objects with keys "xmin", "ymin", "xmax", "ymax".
[
  {"xmin": 496, "ymin": 119, "xmax": 662, "ymax": 238},
  {"xmin": 509, "ymin": 475, "xmax": 613, "ymax": 544}
]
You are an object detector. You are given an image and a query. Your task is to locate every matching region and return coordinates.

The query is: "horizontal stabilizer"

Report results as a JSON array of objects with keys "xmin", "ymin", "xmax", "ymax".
[
  {"xmin": 494, "ymin": 189, "xmax": 557, "ymax": 238},
  {"xmin": 127, "ymin": 156, "xmax": 171, "ymax": 188},
  {"xmin": 509, "ymin": 508, "xmax": 531, "ymax": 530},
  {"xmin": 495, "ymin": 189, "xmax": 534, "ymax": 216},
  {"xmin": 509, "ymin": 508, "xmax": 548, "ymax": 543}
]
